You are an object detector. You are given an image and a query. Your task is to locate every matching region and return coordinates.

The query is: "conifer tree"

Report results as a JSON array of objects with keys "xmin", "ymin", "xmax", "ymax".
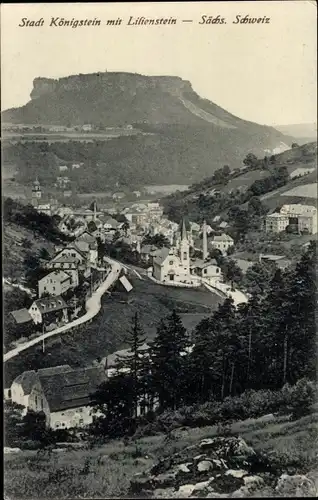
[
  {"xmin": 116, "ymin": 312, "xmax": 147, "ymax": 418},
  {"xmin": 149, "ymin": 310, "xmax": 190, "ymax": 411}
]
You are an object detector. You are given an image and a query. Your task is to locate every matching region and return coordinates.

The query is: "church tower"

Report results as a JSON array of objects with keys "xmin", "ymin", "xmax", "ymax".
[
  {"xmin": 179, "ymin": 218, "xmax": 190, "ymax": 272},
  {"xmin": 31, "ymin": 177, "xmax": 42, "ymax": 207}
]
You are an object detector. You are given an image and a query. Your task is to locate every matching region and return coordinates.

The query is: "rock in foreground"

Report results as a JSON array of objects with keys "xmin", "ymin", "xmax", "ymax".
[{"xmin": 130, "ymin": 436, "xmax": 317, "ymax": 498}]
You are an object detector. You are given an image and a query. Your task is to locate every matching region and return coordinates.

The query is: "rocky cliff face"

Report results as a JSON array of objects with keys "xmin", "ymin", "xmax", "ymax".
[
  {"xmin": 130, "ymin": 435, "xmax": 317, "ymax": 498},
  {"xmin": 30, "ymin": 73, "xmax": 191, "ymax": 101}
]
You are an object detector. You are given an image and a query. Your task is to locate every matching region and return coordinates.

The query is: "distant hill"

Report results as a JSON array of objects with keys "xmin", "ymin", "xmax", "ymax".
[
  {"xmin": 275, "ymin": 123, "xmax": 317, "ymax": 140},
  {"xmin": 2, "ymin": 72, "xmax": 295, "ymax": 186}
]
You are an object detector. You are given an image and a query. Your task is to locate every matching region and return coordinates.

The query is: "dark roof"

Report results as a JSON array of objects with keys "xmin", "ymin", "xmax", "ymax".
[
  {"xmin": 153, "ymin": 247, "xmax": 171, "ymax": 266},
  {"xmin": 33, "ymin": 296, "xmax": 67, "ymax": 314},
  {"xmin": 190, "ymin": 258, "xmax": 218, "ymax": 269},
  {"xmin": 37, "ymin": 365, "xmax": 72, "ymax": 377},
  {"xmin": 106, "ymin": 343, "xmax": 149, "ymax": 368},
  {"xmin": 39, "ymin": 366, "xmax": 106, "ymax": 412},
  {"xmin": 10, "ymin": 308, "xmax": 32, "ymax": 324},
  {"xmin": 50, "ymin": 256, "xmax": 79, "ymax": 264}
]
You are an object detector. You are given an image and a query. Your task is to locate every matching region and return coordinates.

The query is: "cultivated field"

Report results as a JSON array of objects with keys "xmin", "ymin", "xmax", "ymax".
[{"xmin": 281, "ymin": 183, "xmax": 317, "ymax": 199}]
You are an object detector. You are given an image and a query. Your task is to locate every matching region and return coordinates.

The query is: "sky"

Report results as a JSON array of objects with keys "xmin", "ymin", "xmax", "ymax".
[{"xmin": 1, "ymin": 1, "xmax": 317, "ymax": 126}]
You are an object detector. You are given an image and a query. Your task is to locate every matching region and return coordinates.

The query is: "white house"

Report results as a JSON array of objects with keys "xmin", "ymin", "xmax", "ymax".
[
  {"xmin": 28, "ymin": 296, "xmax": 68, "ymax": 325},
  {"xmin": 38, "ymin": 271, "xmax": 72, "ymax": 298},
  {"xmin": 47, "ymin": 256, "xmax": 79, "ymax": 287},
  {"xmin": 190, "ymin": 258, "xmax": 222, "ymax": 279},
  {"xmin": 9, "ymin": 365, "xmax": 106, "ymax": 429},
  {"xmin": 210, "ymin": 233, "xmax": 234, "ymax": 255}
]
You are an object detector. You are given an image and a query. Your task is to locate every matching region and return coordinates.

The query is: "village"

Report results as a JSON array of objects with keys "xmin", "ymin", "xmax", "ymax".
[{"xmin": 4, "ymin": 166, "xmax": 317, "ymax": 431}]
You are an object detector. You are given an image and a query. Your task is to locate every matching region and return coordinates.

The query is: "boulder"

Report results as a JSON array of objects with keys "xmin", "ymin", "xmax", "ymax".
[
  {"xmin": 197, "ymin": 460, "xmax": 213, "ymax": 472},
  {"xmin": 275, "ymin": 473, "xmax": 317, "ymax": 497},
  {"xmin": 178, "ymin": 484, "xmax": 196, "ymax": 497},
  {"xmin": 178, "ymin": 463, "xmax": 191, "ymax": 473},
  {"xmin": 225, "ymin": 470, "xmax": 248, "ymax": 479}
]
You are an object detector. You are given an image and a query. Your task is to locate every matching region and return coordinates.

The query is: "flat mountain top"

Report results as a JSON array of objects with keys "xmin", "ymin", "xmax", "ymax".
[{"xmin": 2, "ymin": 71, "xmax": 295, "ymax": 186}]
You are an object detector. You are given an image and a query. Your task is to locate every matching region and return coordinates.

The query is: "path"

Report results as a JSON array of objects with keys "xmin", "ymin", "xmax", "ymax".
[
  {"xmin": 3, "ymin": 278, "xmax": 36, "ymax": 298},
  {"xmin": 4, "ymin": 260, "xmax": 121, "ymax": 362}
]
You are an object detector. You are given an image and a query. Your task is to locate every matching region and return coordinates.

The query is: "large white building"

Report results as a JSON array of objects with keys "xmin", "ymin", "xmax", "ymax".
[
  {"xmin": 265, "ymin": 204, "xmax": 317, "ymax": 234},
  {"xmin": 8, "ymin": 365, "xmax": 105, "ymax": 429},
  {"xmin": 152, "ymin": 219, "xmax": 191, "ymax": 284}
]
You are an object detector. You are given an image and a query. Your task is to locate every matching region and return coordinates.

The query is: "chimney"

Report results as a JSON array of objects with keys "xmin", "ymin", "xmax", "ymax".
[{"xmin": 202, "ymin": 220, "xmax": 208, "ymax": 261}]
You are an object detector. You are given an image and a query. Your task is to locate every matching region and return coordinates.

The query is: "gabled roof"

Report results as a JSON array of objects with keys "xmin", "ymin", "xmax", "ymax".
[
  {"xmin": 39, "ymin": 270, "xmax": 71, "ymax": 284},
  {"xmin": 12, "ymin": 371, "xmax": 38, "ymax": 395},
  {"xmin": 10, "ymin": 308, "xmax": 32, "ymax": 325},
  {"xmin": 49, "ymin": 256, "xmax": 80, "ymax": 265},
  {"xmin": 39, "ymin": 366, "xmax": 106, "ymax": 412},
  {"xmin": 140, "ymin": 244, "xmax": 156, "ymax": 254},
  {"xmin": 76, "ymin": 231, "xmax": 96, "ymax": 244},
  {"xmin": 190, "ymin": 258, "xmax": 218, "ymax": 269},
  {"xmin": 32, "ymin": 296, "xmax": 67, "ymax": 314},
  {"xmin": 153, "ymin": 247, "xmax": 171, "ymax": 266},
  {"xmin": 53, "ymin": 245, "xmax": 86, "ymax": 261},
  {"xmin": 106, "ymin": 343, "xmax": 149, "ymax": 368},
  {"xmin": 212, "ymin": 233, "xmax": 234, "ymax": 242}
]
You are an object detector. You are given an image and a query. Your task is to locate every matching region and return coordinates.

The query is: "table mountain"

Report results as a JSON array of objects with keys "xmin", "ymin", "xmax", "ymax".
[{"xmin": 2, "ymin": 72, "xmax": 294, "ymax": 183}]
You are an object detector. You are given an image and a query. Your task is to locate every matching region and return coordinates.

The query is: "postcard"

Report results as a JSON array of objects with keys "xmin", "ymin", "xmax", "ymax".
[{"xmin": 2, "ymin": 2, "xmax": 317, "ymax": 499}]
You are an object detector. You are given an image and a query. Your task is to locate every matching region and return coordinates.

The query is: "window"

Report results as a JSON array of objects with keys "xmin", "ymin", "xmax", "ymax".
[
  {"xmin": 169, "ymin": 260, "xmax": 174, "ymax": 265},
  {"xmin": 53, "ymin": 286, "xmax": 55, "ymax": 291},
  {"xmin": 79, "ymin": 418, "xmax": 84, "ymax": 425},
  {"xmin": 44, "ymin": 286, "xmax": 46, "ymax": 291},
  {"xmin": 183, "ymin": 252, "xmax": 187, "ymax": 260},
  {"xmin": 56, "ymin": 421, "xmax": 60, "ymax": 428},
  {"xmin": 41, "ymin": 399, "xmax": 43, "ymax": 410},
  {"xmin": 216, "ymin": 268, "xmax": 219, "ymax": 273},
  {"xmin": 204, "ymin": 268, "xmax": 207, "ymax": 274}
]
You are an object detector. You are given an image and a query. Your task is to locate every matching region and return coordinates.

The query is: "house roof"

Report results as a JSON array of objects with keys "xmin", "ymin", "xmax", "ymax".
[
  {"xmin": 190, "ymin": 258, "xmax": 218, "ymax": 269},
  {"xmin": 53, "ymin": 245, "xmax": 86, "ymax": 261},
  {"xmin": 39, "ymin": 270, "xmax": 71, "ymax": 284},
  {"xmin": 140, "ymin": 244, "xmax": 156, "ymax": 254},
  {"xmin": 259, "ymin": 254, "xmax": 286, "ymax": 261},
  {"xmin": 119, "ymin": 275, "xmax": 133, "ymax": 292},
  {"xmin": 219, "ymin": 221, "xmax": 229, "ymax": 228},
  {"xmin": 106, "ymin": 343, "xmax": 149, "ymax": 368},
  {"xmin": 12, "ymin": 371, "xmax": 38, "ymax": 395},
  {"xmin": 76, "ymin": 231, "xmax": 96, "ymax": 244},
  {"xmin": 10, "ymin": 308, "xmax": 32, "ymax": 325},
  {"xmin": 50, "ymin": 256, "xmax": 79, "ymax": 265},
  {"xmin": 212, "ymin": 233, "xmax": 234, "ymax": 242},
  {"xmin": 39, "ymin": 366, "xmax": 106, "ymax": 412},
  {"xmin": 153, "ymin": 247, "xmax": 171, "ymax": 266},
  {"xmin": 33, "ymin": 296, "xmax": 68, "ymax": 314}
]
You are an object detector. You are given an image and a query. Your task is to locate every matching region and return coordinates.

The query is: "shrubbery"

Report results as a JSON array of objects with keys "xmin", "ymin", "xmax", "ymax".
[{"xmin": 132, "ymin": 379, "xmax": 316, "ymax": 438}]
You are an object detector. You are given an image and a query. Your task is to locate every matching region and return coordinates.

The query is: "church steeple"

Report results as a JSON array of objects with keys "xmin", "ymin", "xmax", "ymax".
[{"xmin": 181, "ymin": 218, "xmax": 188, "ymax": 241}]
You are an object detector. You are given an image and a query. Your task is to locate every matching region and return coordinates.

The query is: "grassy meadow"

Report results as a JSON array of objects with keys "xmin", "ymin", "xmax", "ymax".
[{"xmin": 4, "ymin": 411, "xmax": 318, "ymax": 499}]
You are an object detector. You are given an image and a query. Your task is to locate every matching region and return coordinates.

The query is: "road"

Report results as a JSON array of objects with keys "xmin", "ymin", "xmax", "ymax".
[{"xmin": 4, "ymin": 260, "xmax": 121, "ymax": 362}]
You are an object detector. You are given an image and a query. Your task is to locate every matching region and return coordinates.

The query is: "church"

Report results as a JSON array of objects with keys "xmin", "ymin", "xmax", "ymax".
[
  {"xmin": 152, "ymin": 219, "xmax": 222, "ymax": 286},
  {"xmin": 152, "ymin": 219, "xmax": 191, "ymax": 283}
]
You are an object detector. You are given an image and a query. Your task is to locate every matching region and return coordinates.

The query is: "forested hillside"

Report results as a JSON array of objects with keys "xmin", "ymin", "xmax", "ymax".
[{"xmin": 2, "ymin": 71, "xmax": 294, "ymax": 187}]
